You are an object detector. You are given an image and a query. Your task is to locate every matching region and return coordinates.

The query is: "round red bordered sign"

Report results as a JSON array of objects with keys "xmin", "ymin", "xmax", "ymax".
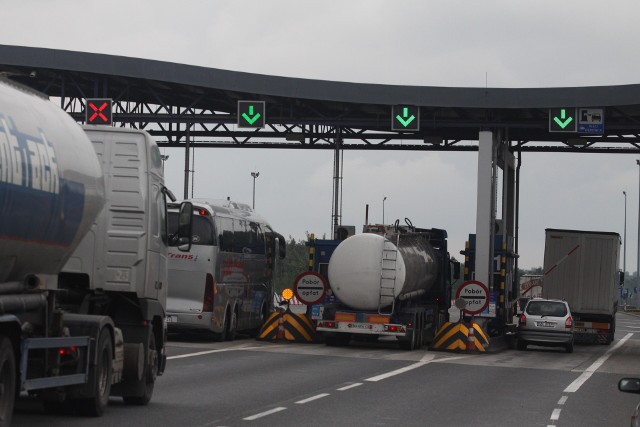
[
  {"xmin": 455, "ymin": 280, "xmax": 489, "ymax": 315},
  {"xmin": 293, "ymin": 272, "xmax": 328, "ymax": 305}
]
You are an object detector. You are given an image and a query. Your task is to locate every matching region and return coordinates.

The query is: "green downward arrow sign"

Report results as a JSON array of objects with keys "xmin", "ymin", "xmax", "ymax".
[
  {"xmin": 242, "ymin": 105, "xmax": 261, "ymax": 125},
  {"xmin": 553, "ymin": 109, "xmax": 573, "ymax": 129},
  {"xmin": 395, "ymin": 107, "xmax": 416, "ymax": 127}
]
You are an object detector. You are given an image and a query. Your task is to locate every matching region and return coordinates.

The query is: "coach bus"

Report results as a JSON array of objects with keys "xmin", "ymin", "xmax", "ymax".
[{"xmin": 166, "ymin": 198, "xmax": 286, "ymax": 339}]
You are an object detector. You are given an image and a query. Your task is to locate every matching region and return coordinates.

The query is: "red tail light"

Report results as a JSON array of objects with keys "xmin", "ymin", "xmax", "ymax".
[
  {"xmin": 58, "ymin": 346, "xmax": 77, "ymax": 356},
  {"xmin": 565, "ymin": 317, "xmax": 573, "ymax": 329},
  {"xmin": 519, "ymin": 315, "xmax": 527, "ymax": 327},
  {"xmin": 202, "ymin": 274, "xmax": 215, "ymax": 312}
]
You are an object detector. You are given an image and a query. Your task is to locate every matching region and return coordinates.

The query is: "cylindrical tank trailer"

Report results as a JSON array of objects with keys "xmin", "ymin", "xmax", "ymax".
[
  {"xmin": 0, "ymin": 79, "xmax": 105, "ymax": 284},
  {"xmin": 328, "ymin": 232, "xmax": 439, "ymax": 311}
]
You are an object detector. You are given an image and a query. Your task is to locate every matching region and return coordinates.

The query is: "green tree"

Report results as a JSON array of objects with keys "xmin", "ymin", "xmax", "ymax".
[{"xmin": 273, "ymin": 237, "xmax": 310, "ymax": 295}]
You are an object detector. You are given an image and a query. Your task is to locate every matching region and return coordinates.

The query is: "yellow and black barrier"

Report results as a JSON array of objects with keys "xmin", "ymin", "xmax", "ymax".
[
  {"xmin": 430, "ymin": 321, "xmax": 489, "ymax": 353},
  {"xmin": 257, "ymin": 308, "xmax": 317, "ymax": 343}
]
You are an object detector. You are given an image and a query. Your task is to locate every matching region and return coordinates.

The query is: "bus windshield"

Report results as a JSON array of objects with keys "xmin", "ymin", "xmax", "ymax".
[{"xmin": 168, "ymin": 211, "xmax": 216, "ymax": 246}]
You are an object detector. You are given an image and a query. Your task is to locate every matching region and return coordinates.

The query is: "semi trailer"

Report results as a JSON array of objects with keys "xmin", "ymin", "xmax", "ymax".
[
  {"xmin": 542, "ymin": 228, "xmax": 622, "ymax": 344},
  {"xmin": 314, "ymin": 221, "xmax": 460, "ymax": 350}
]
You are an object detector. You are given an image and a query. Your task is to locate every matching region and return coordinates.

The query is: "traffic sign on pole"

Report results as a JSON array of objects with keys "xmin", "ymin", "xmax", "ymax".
[
  {"xmin": 391, "ymin": 105, "xmax": 420, "ymax": 131},
  {"xmin": 238, "ymin": 101, "xmax": 265, "ymax": 128},
  {"xmin": 293, "ymin": 272, "xmax": 327, "ymax": 305},
  {"xmin": 455, "ymin": 280, "xmax": 489, "ymax": 315},
  {"xmin": 85, "ymin": 98, "xmax": 113, "ymax": 125}
]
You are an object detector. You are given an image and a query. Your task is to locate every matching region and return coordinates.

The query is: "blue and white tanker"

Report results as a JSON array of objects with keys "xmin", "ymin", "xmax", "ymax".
[
  {"xmin": 0, "ymin": 79, "xmax": 104, "ymax": 286},
  {"xmin": 0, "ymin": 78, "xmax": 189, "ymax": 423}
]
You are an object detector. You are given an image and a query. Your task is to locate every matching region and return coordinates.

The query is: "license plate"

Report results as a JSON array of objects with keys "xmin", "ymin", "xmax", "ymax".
[
  {"xmin": 166, "ymin": 315, "xmax": 177, "ymax": 323},
  {"xmin": 537, "ymin": 321, "xmax": 555, "ymax": 327},
  {"xmin": 348, "ymin": 323, "xmax": 370, "ymax": 329}
]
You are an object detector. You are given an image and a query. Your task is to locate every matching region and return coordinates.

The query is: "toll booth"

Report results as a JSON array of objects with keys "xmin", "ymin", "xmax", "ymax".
[{"xmin": 461, "ymin": 233, "xmax": 516, "ymax": 335}]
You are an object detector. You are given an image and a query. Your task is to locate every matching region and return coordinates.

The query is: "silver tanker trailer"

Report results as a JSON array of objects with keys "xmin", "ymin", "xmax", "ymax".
[{"xmin": 315, "ymin": 221, "xmax": 460, "ymax": 350}]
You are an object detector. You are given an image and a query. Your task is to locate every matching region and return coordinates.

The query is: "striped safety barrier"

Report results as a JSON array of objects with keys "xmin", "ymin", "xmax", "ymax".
[
  {"xmin": 430, "ymin": 321, "xmax": 490, "ymax": 353},
  {"xmin": 257, "ymin": 308, "xmax": 318, "ymax": 343}
]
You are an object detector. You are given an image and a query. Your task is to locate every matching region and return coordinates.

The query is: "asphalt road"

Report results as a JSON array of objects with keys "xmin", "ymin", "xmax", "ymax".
[{"xmin": 12, "ymin": 312, "xmax": 640, "ymax": 427}]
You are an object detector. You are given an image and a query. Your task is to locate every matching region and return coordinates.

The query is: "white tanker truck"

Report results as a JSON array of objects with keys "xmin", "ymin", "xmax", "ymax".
[
  {"xmin": 0, "ymin": 78, "xmax": 191, "ymax": 423},
  {"xmin": 315, "ymin": 221, "xmax": 460, "ymax": 350}
]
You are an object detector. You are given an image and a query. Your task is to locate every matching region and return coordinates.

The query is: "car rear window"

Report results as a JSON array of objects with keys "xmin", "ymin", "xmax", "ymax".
[{"xmin": 525, "ymin": 301, "xmax": 568, "ymax": 317}]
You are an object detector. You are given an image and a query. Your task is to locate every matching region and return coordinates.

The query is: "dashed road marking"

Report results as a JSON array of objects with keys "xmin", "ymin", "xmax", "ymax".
[
  {"xmin": 243, "ymin": 407, "xmax": 287, "ymax": 421},
  {"xmin": 337, "ymin": 383, "xmax": 363, "ymax": 391},
  {"xmin": 295, "ymin": 393, "xmax": 330, "ymax": 404}
]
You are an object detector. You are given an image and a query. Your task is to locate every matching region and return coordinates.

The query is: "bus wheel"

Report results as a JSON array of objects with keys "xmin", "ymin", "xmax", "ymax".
[
  {"xmin": 0, "ymin": 337, "xmax": 16, "ymax": 427},
  {"xmin": 123, "ymin": 330, "xmax": 157, "ymax": 406},
  {"xmin": 79, "ymin": 329, "xmax": 113, "ymax": 417},
  {"xmin": 225, "ymin": 308, "xmax": 238, "ymax": 341}
]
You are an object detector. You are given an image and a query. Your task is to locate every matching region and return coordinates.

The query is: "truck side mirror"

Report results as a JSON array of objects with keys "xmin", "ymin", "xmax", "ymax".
[
  {"xmin": 177, "ymin": 202, "xmax": 193, "ymax": 252},
  {"xmin": 620, "ymin": 271, "xmax": 625, "ymax": 285}
]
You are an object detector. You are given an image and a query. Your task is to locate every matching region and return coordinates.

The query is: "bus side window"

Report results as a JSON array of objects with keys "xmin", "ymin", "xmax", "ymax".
[
  {"xmin": 250, "ymin": 222, "xmax": 265, "ymax": 255},
  {"xmin": 221, "ymin": 230, "xmax": 234, "ymax": 252},
  {"xmin": 217, "ymin": 216, "xmax": 234, "ymax": 252},
  {"xmin": 233, "ymin": 219, "xmax": 249, "ymax": 253}
]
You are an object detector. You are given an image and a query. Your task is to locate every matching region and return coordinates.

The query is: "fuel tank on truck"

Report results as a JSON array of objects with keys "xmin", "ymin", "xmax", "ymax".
[
  {"xmin": 0, "ymin": 79, "xmax": 105, "ymax": 285},
  {"xmin": 327, "ymin": 232, "xmax": 439, "ymax": 311}
]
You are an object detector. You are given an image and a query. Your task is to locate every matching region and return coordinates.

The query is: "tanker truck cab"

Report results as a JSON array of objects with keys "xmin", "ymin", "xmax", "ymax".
[
  {"xmin": 315, "ymin": 223, "xmax": 459, "ymax": 350},
  {"xmin": 56, "ymin": 126, "xmax": 181, "ymax": 410}
]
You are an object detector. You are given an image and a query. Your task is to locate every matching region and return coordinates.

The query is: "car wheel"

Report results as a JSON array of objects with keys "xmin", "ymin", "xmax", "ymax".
[
  {"xmin": 517, "ymin": 339, "xmax": 527, "ymax": 351},
  {"xmin": 565, "ymin": 341, "xmax": 574, "ymax": 353}
]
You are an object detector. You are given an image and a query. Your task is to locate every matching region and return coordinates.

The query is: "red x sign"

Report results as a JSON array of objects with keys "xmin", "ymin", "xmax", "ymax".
[{"xmin": 85, "ymin": 98, "xmax": 113, "ymax": 125}]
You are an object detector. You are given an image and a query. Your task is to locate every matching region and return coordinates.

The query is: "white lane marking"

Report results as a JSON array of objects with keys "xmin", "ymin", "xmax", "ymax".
[
  {"xmin": 167, "ymin": 345, "xmax": 262, "ymax": 360},
  {"xmin": 365, "ymin": 355, "xmax": 465, "ymax": 382},
  {"xmin": 337, "ymin": 383, "xmax": 362, "ymax": 391},
  {"xmin": 295, "ymin": 393, "xmax": 330, "ymax": 404},
  {"xmin": 550, "ymin": 408, "xmax": 561, "ymax": 420},
  {"xmin": 564, "ymin": 333, "xmax": 633, "ymax": 393},
  {"xmin": 558, "ymin": 395, "xmax": 568, "ymax": 405},
  {"xmin": 243, "ymin": 407, "xmax": 287, "ymax": 421}
]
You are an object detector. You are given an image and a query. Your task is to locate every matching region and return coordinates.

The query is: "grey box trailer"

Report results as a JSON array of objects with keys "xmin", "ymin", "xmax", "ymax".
[{"xmin": 542, "ymin": 228, "xmax": 622, "ymax": 344}]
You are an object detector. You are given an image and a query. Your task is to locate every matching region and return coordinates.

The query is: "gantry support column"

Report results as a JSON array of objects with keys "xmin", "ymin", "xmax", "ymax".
[{"xmin": 475, "ymin": 131, "xmax": 517, "ymax": 331}]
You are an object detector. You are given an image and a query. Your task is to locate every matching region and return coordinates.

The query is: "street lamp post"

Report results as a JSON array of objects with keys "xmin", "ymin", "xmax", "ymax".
[
  {"xmin": 624, "ymin": 190, "xmax": 627, "ymax": 279},
  {"xmin": 251, "ymin": 171, "xmax": 259, "ymax": 209},
  {"xmin": 637, "ymin": 160, "xmax": 640, "ymax": 280},
  {"xmin": 383, "ymin": 196, "xmax": 387, "ymax": 225}
]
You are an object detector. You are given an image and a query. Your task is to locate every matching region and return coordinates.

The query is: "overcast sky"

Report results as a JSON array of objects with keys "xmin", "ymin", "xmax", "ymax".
[{"xmin": 2, "ymin": 0, "xmax": 640, "ymax": 270}]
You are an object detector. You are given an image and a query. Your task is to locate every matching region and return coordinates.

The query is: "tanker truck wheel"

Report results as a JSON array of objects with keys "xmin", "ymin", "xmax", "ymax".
[
  {"xmin": 399, "ymin": 331, "xmax": 417, "ymax": 350},
  {"xmin": 123, "ymin": 330, "xmax": 157, "ymax": 406},
  {"xmin": 79, "ymin": 329, "xmax": 113, "ymax": 416},
  {"xmin": 399, "ymin": 314, "xmax": 418, "ymax": 350},
  {"xmin": 0, "ymin": 337, "xmax": 15, "ymax": 427}
]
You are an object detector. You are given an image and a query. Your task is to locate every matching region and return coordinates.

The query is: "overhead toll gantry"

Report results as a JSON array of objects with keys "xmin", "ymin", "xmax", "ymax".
[{"xmin": 2, "ymin": 44, "xmax": 640, "ymax": 335}]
